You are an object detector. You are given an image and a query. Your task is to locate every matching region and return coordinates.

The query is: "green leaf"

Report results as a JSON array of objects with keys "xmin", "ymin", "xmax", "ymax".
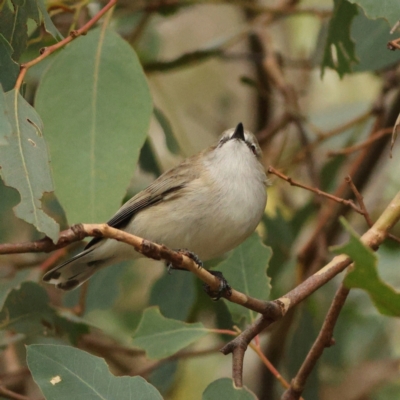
[
  {"xmin": 322, "ymin": 0, "xmax": 359, "ymax": 78},
  {"xmin": 132, "ymin": 307, "xmax": 207, "ymax": 359},
  {"xmin": 0, "ymin": 0, "xmax": 61, "ymax": 62},
  {"xmin": 202, "ymin": 378, "xmax": 257, "ymax": 400},
  {"xmin": 0, "ymin": 0, "xmax": 28, "ymax": 61},
  {"xmin": 35, "ymin": 0, "xmax": 63, "ymax": 40},
  {"xmin": 0, "ymin": 89, "xmax": 59, "ymax": 241},
  {"xmin": 0, "ymin": 281, "xmax": 89, "ymax": 343},
  {"xmin": 352, "ymin": 12, "xmax": 400, "ymax": 72},
  {"xmin": 0, "ymin": 86, "xmax": 12, "ymax": 144},
  {"xmin": 348, "ymin": 0, "xmax": 400, "ymax": 26},
  {"xmin": 0, "ymin": 35, "xmax": 19, "ymax": 92},
  {"xmin": 154, "ymin": 107, "xmax": 181, "ymax": 155},
  {"xmin": 64, "ymin": 261, "xmax": 130, "ymax": 314},
  {"xmin": 149, "ymin": 270, "xmax": 196, "ymax": 321},
  {"xmin": 217, "ymin": 233, "xmax": 272, "ymax": 324},
  {"xmin": 0, "ymin": 270, "xmax": 30, "ymax": 310},
  {"xmin": 35, "ymin": 27, "xmax": 152, "ymax": 224},
  {"xmin": 27, "ymin": 344, "xmax": 163, "ymax": 400},
  {"xmin": 332, "ymin": 218, "xmax": 400, "ymax": 316}
]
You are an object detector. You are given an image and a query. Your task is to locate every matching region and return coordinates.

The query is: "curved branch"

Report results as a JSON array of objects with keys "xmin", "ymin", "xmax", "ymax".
[{"xmin": 220, "ymin": 190, "xmax": 400, "ymax": 387}]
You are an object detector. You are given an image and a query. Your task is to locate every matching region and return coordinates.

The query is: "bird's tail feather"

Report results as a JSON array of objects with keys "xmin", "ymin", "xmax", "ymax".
[{"xmin": 42, "ymin": 248, "xmax": 100, "ymax": 290}]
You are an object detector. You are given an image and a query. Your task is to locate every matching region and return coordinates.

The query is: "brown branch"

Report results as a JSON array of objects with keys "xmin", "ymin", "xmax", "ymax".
[
  {"xmin": 249, "ymin": 342, "xmax": 305, "ymax": 399},
  {"xmin": 268, "ymin": 166, "xmax": 364, "ymax": 214},
  {"xmin": 327, "ymin": 127, "xmax": 393, "ymax": 156},
  {"xmin": 220, "ymin": 189, "xmax": 400, "ymax": 387},
  {"xmin": 281, "ymin": 284, "xmax": 350, "ymax": 400},
  {"xmin": 0, "ymin": 224, "xmax": 271, "ymax": 315},
  {"xmin": 292, "ymin": 109, "xmax": 373, "ymax": 164},
  {"xmin": 346, "ymin": 176, "xmax": 400, "ymax": 244},
  {"xmin": 14, "ymin": 0, "xmax": 117, "ymax": 90}
]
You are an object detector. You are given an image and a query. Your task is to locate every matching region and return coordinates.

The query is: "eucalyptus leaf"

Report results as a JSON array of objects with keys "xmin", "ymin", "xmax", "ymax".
[
  {"xmin": 348, "ymin": 0, "xmax": 400, "ymax": 26},
  {"xmin": 217, "ymin": 233, "xmax": 272, "ymax": 324},
  {"xmin": 0, "ymin": 89, "xmax": 59, "ymax": 241},
  {"xmin": 0, "ymin": 86, "xmax": 12, "ymax": 144},
  {"xmin": 132, "ymin": 307, "xmax": 207, "ymax": 359},
  {"xmin": 149, "ymin": 270, "xmax": 196, "ymax": 321},
  {"xmin": 332, "ymin": 218, "xmax": 400, "ymax": 316},
  {"xmin": 0, "ymin": 281, "xmax": 89, "ymax": 343},
  {"xmin": 27, "ymin": 344, "xmax": 163, "ymax": 400},
  {"xmin": 0, "ymin": 0, "xmax": 61, "ymax": 62},
  {"xmin": 35, "ymin": 28, "xmax": 152, "ymax": 224},
  {"xmin": 0, "ymin": 35, "xmax": 19, "ymax": 92},
  {"xmin": 321, "ymin": 0, "xmax": 358, "ymax": 78},
  {"xmin": 202, "ymin": 378, "xmax": 257, "ymax": 400}
]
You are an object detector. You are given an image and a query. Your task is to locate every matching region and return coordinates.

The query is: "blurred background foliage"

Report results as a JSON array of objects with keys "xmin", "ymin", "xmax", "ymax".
[{"xmin": 1, "ymin": 0, "xmax": 400, "ymax": 399}]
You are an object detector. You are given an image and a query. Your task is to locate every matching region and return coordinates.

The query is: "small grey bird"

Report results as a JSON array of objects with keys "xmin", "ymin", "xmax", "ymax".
[{"xmin": 43, "ymin": 123, "xmax": 268, "ymax": 290}]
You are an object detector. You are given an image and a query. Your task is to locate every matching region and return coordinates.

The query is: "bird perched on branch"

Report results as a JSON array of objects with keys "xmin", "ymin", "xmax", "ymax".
[{"xmin": 43, "ymin": 123, "xmax": 268, "ymax": 294}]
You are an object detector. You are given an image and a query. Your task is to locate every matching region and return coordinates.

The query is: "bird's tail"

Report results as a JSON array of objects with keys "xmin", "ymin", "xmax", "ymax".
[{"xmin": 42, "ymin": 248, "xmax": 101, "ymax": 290}]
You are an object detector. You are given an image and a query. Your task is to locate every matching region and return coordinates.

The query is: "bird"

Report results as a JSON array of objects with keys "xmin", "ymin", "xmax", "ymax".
[{"xmin": 43, "ymin": 123, "xmax": 268, "ymax": 291}]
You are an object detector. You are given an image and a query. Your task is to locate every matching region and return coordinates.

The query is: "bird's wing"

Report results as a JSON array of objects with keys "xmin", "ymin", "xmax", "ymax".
[{"xmin": 85, "ymin": 157, "xmax": 201, "ymax": 249}]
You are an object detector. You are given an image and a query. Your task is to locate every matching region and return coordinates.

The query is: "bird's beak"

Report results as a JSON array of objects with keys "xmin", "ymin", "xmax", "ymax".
[{"xmin": 231, "ymin": 123, "xmax": 245, "ymax": 141}]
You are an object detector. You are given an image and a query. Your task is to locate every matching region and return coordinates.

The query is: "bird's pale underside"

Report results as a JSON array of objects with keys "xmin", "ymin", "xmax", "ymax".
[{"xmin": 43, "ymin": 123, "xmax": 268, "ymax": 290}]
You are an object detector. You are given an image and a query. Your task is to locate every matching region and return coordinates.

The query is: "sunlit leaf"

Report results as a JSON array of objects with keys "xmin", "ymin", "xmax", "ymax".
[
  {"xmin": 35, "ymin": 27, "xmax": 152, "ymax": 224},
  {"xmin": 27, "ymin": 344, "xmax": 163, "ymax": 400},
  {"xmin": 132, "ymin": 307, "xmax": 207, "ymax": 359},
  {"xmin": 348, "ymin": 0, "xmax": 400, "ymax": 26},
  {"xmin": 202, "ymin": 378, "xmax": 257, "ymax": 400},
  {"xmin": 322, "ymin": 0, "xmax": 358, "ymax": 78},
  {"xmin": 0, "ymin": 89, "xmax": 59, "ymax": 241},
  {"xmin": 332, "ymin": 218, "xmax": 400, "ymax": 316},
  {"xmin": 217, "ymin": 233, "xmax": 272, "ymax": 324}
]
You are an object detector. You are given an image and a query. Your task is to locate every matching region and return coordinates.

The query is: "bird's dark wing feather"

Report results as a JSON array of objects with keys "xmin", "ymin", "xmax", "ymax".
[{"xmin": 85, "ymin": 158, "xmax": 200, "ymax": 249}]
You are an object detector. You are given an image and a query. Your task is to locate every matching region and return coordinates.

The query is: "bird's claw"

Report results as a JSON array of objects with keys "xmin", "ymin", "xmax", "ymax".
[
  {"xmin": 203, "ymin": 270, "xmax": 232, "ymax": 301},
  {"xmin": 166, "ymin": 249, "xmax": 203, "ymax": 273}
]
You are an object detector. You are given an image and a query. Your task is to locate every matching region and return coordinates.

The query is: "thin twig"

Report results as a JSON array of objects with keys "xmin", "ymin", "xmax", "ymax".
[
  {"xmin": 328, "ymin": 127, "xmax": 393, "ymax": 156},
  {"xmin": 346, "ymin": 176, "xmax": 400, "ymax": 244},
  {"xmin": 292, "ymin": 109, "xmax": 373, "ymax": 163},
  {"xmin": 281, "ymin": 284, "xmax": 350, "ymax": 400},
  {"xmin": 38, "ymin": 248, "xmax": 67, "ymax": 272},
  {"xmin": 249, "ymin": 342, "xmax": 306, "ymax": 399},
  {"xmin": 345, "ymin": 176, "xmax": 374, "ymax": 226},
  {"xmin": 268, "ymin": 166, "xmax": 364, "ymax": 214},
  {"xmin": 14, "ymin": 0, "xmax": 117, "ymax": 90}
]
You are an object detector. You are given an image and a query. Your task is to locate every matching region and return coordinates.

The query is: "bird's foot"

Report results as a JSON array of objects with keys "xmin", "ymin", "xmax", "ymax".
[
  {"xmin": 203, "ymin": 270, "xmax": 232, "ymax": 301},
  {"xmin": 166, "ymin": 249, "xmax": 203, "ymax": 274}
]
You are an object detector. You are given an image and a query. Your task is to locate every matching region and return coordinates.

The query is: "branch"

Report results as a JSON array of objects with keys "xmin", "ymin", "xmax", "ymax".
[
  {"xmin": 267, "ymin": 166, "xmax": 364, "ymax": 214},
  {"xmin": 327, "ymin": 127, "xmax": 393, "ymax": 156},
  {"xmin": 15, "ymin": 0, "xmax": 117, "ymax": 90},
  {"xmin": 0, "ymin": 224, "xmax": 271, "ymax": 315},
  {"xmin": 281, "ymin": 284, "xmax": 350, "ymax": 400},
  {"xmin": 220, "ymin": 189, "xmax": 400, "ymax": 387}
]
